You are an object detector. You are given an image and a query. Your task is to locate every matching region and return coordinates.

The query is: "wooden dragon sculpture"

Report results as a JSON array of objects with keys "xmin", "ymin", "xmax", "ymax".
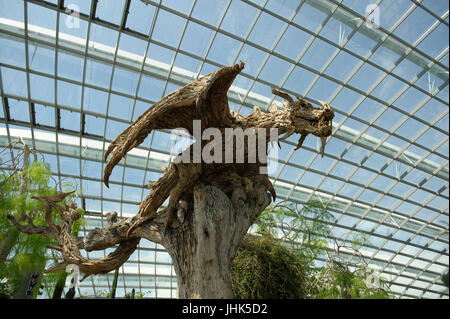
[{"xmin": 8, "ymin": 62, "xmax": 334, "ymax": 279}]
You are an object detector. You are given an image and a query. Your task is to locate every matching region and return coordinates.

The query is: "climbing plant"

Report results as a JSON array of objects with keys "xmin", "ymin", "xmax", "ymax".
[{"xmin": 245, "ymin": 200, "xmax": 393, "ymax": 299}]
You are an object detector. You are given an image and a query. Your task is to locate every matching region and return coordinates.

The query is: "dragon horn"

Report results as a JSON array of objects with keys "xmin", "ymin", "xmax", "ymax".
[
  {"xmin": 294, "ymin": 134, "xmax": 307, "ymax": 151},
  {"xmin": 279, "ymin": 129, "xmax": 295, "ymax": 141},
  {"xmin": 317, "ymin": 100, "xmax": 328, "ymax": 108},
  {"xmin": 320, "ymin": 136, "xmax": 327, "ymax": 158}
]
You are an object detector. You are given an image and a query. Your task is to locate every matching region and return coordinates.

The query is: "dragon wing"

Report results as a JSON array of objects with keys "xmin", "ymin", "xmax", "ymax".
[{"xmin": 103, "ymin": 62, "xmax": 245, "ymax": 187}]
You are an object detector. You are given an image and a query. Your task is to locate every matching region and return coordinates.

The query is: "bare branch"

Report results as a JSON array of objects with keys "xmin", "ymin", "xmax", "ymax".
[{"xmin": 6, "ymin": 214, "xmax": 57, "ymax": 238}]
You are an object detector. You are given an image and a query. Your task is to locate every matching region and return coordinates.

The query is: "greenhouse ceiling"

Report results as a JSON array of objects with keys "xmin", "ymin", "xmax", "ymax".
[{"xmin": 0, "ymin": 0, "xmax": 448, "ymax": 299}]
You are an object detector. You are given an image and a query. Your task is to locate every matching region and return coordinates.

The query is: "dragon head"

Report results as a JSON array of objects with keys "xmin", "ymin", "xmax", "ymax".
[{"xmin": 271, "ymin": 88, "xmax": 334, "ymax": 157}]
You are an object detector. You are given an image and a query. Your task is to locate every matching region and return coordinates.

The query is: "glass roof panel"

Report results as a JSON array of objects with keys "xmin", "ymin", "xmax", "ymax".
[
  {"xmin": 371, "ymin": 75, "xmax": 407, "ymax": 103},
  {"xmin": 111, "ymin": 67, "xmax": 140, "ymax": 96},
  {"xmin": 342, "ymin": 144, "xmax": 371, "ymax": 163},
  {"xmin": 127, "ymin": 0, "xmax": 156, "ymax": 35},
  {"xmin": 57, "ymin": 50, "xmax": 85, "ymax": 82},
  {"xmin": 83, "ymin": 86, "xmax": 109, "ymax": 114},
  {"xmin": 180, "ymin": 21, "xmax": 214, "ymax": 57},
  {"xmin": 393, "ymin": 5, "xmax": 437, "ymax": 44},
  {"xmin": 416, "ymin": 127, "xmax": 448, "ymax": 150},
  {"xmin": 105, "ymin": 119, "xmax": 128, "ymax": 141},
  {"xmin": 146, "ymin": 42, "xmax": 175, "ymax": 65},
  {"xmin": 395, "ymin": 116, "xmax": 429, "ymax": 140},
  {"xmin": 220, "ymin": 0, "xmax": 258, "ymax": 38},
  {"xmin": 29, "ymin": 73, "xmax": 54, "ymax": 103},
  {"xmin": 436, "ymin": 85, "xmax": 448, "ymax": 104},
  {"xmin": 31, "ymin": 37, "xmax": 49, "ymax": 65},
  {"xmin": 138, "ymin": 75, "xmax": 165, "ymax": 102},
  {"xmin": 392, "ymin": 55, "xmax": 426, "ymax": 83},
  {"xmin": 324, "ymin": 50, "xmax": 362, "ymax": 82},
  {"xmin": 319, "ymin": 7, "xmax": 358, "ymax": 46},
  {"xmin": 248, "ymin": 11, "xmax": 286, "ymax": 49},
  {"xmin": 59, "ymin": 155, "xmax": 80, "ymax": 176},
  {"xmin": 282, "ymin": 65, "xmax": 317, "ymax": 96},
  {"xmin": 348, "ymin": 62, "xmax": 386, "ymax": 92},
  {"xmin": 84, "ymin": 58, "xmax": 113, "ymax": 89},
  {"xmin": 0, "ymin": 36, "xmax": 26, "ymax": 68},
  {"xmin": 293, "ymin": 0, "xmax": 334, "ymax": 34},
  {"xmin": 331, "ymin": 87, "xmax": 362, "ymax": 114},
  {"xmin": 266, "ymin": 0, "xmax": 299, "ymax": 18},
  {"xmin": 118, "ymin": 33, "xmax": 147, "ymax": 59},
  {"xmin": 173, "ymin": 53, "xmax": 202, "ymax": 74},
  {"xmin": 191, "ymin": 0, "xmax": 228, "ymax": 27},
  {"xmin": 152, "ymin": 9, "xmax": 186, "ymax": 48},
  {"xmin": 235, "ymin": 44, "xmax": 267, "ymax": 77},
  {"xmin": 344, "ymin": 29, "xmax": 378, "ymax": 59},
  {"xmin": 319, "ymin": 176, "xmax": 345, "ymax": 194},
  {"xmin": 207, "ymin": 32, "xmax": 242, "ymax": 65},
  {"xmin": 274, "ymin": 25, "xmax": 312, "ymax": 61},
  {"xmin": 415, "ymin": 66, "xmax": 447, "ymax": 94},
  {"xmin": 34, "ymin": 104, "xmax": 54, "ymax": 127},
  {"xmin": 1, "ymin": 67, "xmax": 28, "ymax": 97},
  {"xmin": 27, "ymin": 1, "xmax": 56, "ymax": 34},
  {"xmin": 417, "ymin": 23, "xmax": 449, "ymax": 58},
  {"xmin": 374, "ymin": 107, "xmax": 407, "ymax": 131},
  {"xmin": 88, "ymin": 22, "xmax": 119, "ymax": 49},
  {"xmin": 393, "ymin": 86, "xmax": 429, "ymax": 113},
  {"xmin": 0, "ymin": 0, "xmax": 24, "ymax": 23},
  {"xmin": 162, "ymin": 0, "xmax": 194, "ymax": 14},
  {"xmin": 278, "ymin": 165, "xmax": 303, "ymax": 184},
  {"xmin": 414, "ymin": 98, "xmax": 448, "ymax": 125},
  {"xmin": 57, "ymin": 80, "xmax": 82, "ymax": 109},
  {"xmin": 308, "ymin": 76, "xmax": 341, "ymax": 101},
  {"xmin": 369, "ymin": 43, "xmax": 402, "ymax": 71},
  {"xmin": 421, "ymin": 0, "xmax": 449, "ymax": 17},
  {"xmin": 258, "ymin": 54, "xmax": 292, "ymax": 85},
  {"xmin": 59, "ymin": 11, "xmax": 89, "ymax": 39},
  {"xmin": 96, "ymin": 0, "xmax": 125, "ymax": 25},
  {"xmin": 66, "ymin": 0, "xmax": 92, "ymax": 16},
  {"xmin": 108, "ymin": 93, "xmax": 134, "ymax": 120},
  {"xmin": 300, "ymin": 37, "xmax": 338, "ymax": 72},
  {"xmin": 8, "ymin": 99, "xmax": 29, "ymax": 123}
]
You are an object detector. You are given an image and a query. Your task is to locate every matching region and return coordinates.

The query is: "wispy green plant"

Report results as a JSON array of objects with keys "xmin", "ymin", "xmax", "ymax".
[
  {"xmin": 253, "ymin": 200, "xmax": 393, "ymax": 299},
  {"xmin": 0, "ymin": 147, "xmax": 84, "ymax": 298}
]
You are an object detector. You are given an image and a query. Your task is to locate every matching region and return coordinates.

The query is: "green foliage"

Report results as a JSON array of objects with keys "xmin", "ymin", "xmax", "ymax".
[
  {"xmin": 124, "ymin": 288, "xmax": 145, "ymax": 299},
  {"xmin": 134, "ymin": 291, "xmax": 145, "ymax": 299},
  {"xmin": 257, "ymin": 200, "xmax": 334, "ymax": 275},
  {"xmin": 98, "ymin": 289, "xmax": 145, "ymax": 299},
  {"xmin": 252, "ymin": 200, "xmax": 393, "ymax": 299},
  {"xmin": 231, "ymin": 234, "xmax": 306, "ymax": 299},
  {"xmin": 0, "ymin": 161, "xmax": 58, "ymax": 297},
  {"xmin": 315, "ymin": 261, "xmax": 391, "ymax": 299},
  {"xmin": 441, "ymin": 271, "xmax": 449, "ymax": 288},
  {"xmin": 440, "ymin": 271, "xmax": 449, "ymax": 297},
  {"xmin": 0, "ymin": 280, "xmax": 13, "ymax": 299},
  {"xmin": 0, "ymin": 157, "xmax": 83, "ymax": 298},
  {"xmin": 1, "ymin": 161, "xmax": 55, "ymax": 230}
]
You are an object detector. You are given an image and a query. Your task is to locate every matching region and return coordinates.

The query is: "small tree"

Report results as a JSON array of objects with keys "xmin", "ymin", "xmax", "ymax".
[
  {"xmin": 0, "ymin": 141, "xmax": 83, "ymax": 298},
  {"xmin": 255, "ymin": 200, "xmax": 393, "ymax": 299}
]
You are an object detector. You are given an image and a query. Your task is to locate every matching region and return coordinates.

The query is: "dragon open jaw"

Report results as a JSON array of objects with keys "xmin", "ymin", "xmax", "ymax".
[{"xmin": 271, "ymin": 89, "xmax": 334, "ymax": 158}]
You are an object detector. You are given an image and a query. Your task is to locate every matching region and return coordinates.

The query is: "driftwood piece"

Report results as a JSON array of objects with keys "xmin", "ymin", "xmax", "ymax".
[{"xmin": 9, "ymin": 62, "xmax": 334, "ymax": 289}]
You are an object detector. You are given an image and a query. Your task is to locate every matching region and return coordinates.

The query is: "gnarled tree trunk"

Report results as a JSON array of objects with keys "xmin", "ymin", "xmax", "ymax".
[{"xmin": 164, "ymin": 184, "xmax": 271, "ymax": 298}]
